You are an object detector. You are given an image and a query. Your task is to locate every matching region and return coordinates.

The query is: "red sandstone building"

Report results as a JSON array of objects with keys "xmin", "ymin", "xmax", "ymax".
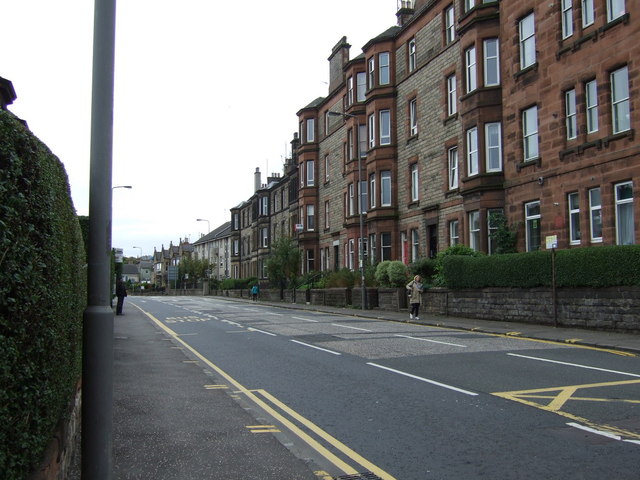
[{"xmin": 231, "ymin": 0, "xmax": 639, "ymax": 278}]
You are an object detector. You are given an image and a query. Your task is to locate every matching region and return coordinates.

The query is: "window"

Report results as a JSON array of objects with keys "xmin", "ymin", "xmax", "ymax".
[
  {"xmin": 262, "ymin": 227, "xmax": 269, "ymax": 247},
  {"xmin": 348, "ymin": 128, "xmax": 354, "ymax": 161},
  {"xmin": 379, "ymin": 52, "xmax": 390, "ymax": 85},
  {"xmin": 324, "ymin": 201, "xmax": 330, "ymax": 229},
  {"xmin": 320, "ymin": 248, "xmax": 326, "ymax": 272},
  {"xmin": 347, "ymin": 76, "xmax": 354, "ymax": 106},
  {"xmin": 467, "ymin": 127, "xmax": 479, "ymax": 176},
  {"xmin": 448, "ymin": 147, "xmax": 459, "ymax": 190},
  {"xmin": 586, "ymin": 80, "xmax": 599, "ymax": 133},
  {"xmin": 348, "ymin": 239, "xmax": 355, "ymax": 270},
  {"xmin": 368, "ymin": 114, "xmax": 375, "ymax": 149},
  {"xmin": 615, "ymin": 181, "xmax": 634, "ymax": 245},
  {"xmin": 359, "ymin": 181, "xmax": 368, "ymax": 214},
  {"xmin": 487, "ymin": 208, "xmax": 503, "ymax": 254},
  {"xmin": 368, "ymin": 57, "xmax": 375, "ymax": 89},
  {"xmin": 409, "ymin": 98, "xmax": 418, "ymax": 136},
  {"xmin": 306, "ymin": 204, "xmax": 315, "ymax": 231},
  {"xmin": 306, "ymin": 118, "xmax": 315, "ymax": 143},
  {"xmin": 348, "ymin": 183, "xmax": 355, "ymax": 216},
  {"xmin": 464, "ymin": 0, "xmax": 475, "ymax": 12},
  {"xmin": 465, "ymin": 46, "xmax": 477, "ymax": 93},
  {"xmin": 262, "ymin": 196, "xmax": 269, "ymax": 216},
  {"xmin": 380, "ymin": 110, "xmax": 391, "ymax": 145},
  {"xmin": 233, "ymin": 239, "xmax": 239, "ymax": 255},
  {"xmin": 568, "ymin": 192, "xmax": 581, "ymax": 245},
  {"xmin": 381, "ymin": 171, "xmax": 392, "ymax": 206},
  {"xmin": 483, "ymin": 38, "xmax": 500, "ymax": 86},
  {"xmin": 300, "ymin": 163, "xmax": 305, "ymax": 187},
  {"xmin": 445, "ymin": 6, "xmax": 455, "ymax": 44},
  {"xmin": 359, "ymin": 237, "xmax": 368, "ymax": 266},
  {"xmin": 519, "ymin": 13, "xmax": 536, "ymax": 69},
  {"xmin": 582, "ymin": 0, "xmax": 595, "ymax": 26},
  {"xmin": 408, "ymin": 39, "xmax": 416, "ymax": 72},
  {"xmin": 369, "ymin": 173, "xmax": 376, "ymax": 209},
  {"xmin": 357, "ymin": 72, "xmax": 367, "ymax": 102},
  {"xmin": 359, "ymin": 124, "xmax": 367, "ymax": 158},
  {"xmin": 381, "ymin": 233, "xmax": 392, "ymax": 261},
  {"xmin": 525, "ymin": 201, "xmax": 541, "ymax": 252},
  {"xmin": 485, "ymin": 122, "xmax": 502, "ymax": 172},
  {"xmin": 306, "ymin": 249, "xmax": 315, "ymax": 273},
  {"xmin": 369, "ymin": 234, "xmax": 377, "ymax": 264},
  {"xmin": 410, "ymin": 163, "xmax": 419, "ymax": 202},
  {"xmin": 589, "ymin": 187, "xmax": 603, "ymax": 242},
  {"xmin": 324, "ymin": 154, "xmax": 330, "ymax": 182},
  {"xmin": 611, "ymin": 66, "xmax": 630, "ymax": 134},
  {"xmin": 306, "ymin": 160, "xmax": 315, "ymax": 186},
  {"xmin": 469, "ymin": 211, "xmax": 480, "ymax": 251},
  {"xmin": 565, "ymin": 89, "xmax": 577, "ymax": 140},
  {"xmin": 233, "ymin": 213, "xmax": 239, "ymax": 230},
  {"xmin": 523, "ymin": 105, "xmax": 539, "ymax": 161},
  {"xmin": 607, "ymin": 0, "xmax": 626, "ymax": 22},
  {"xmin": 411, "ymin": 229, "xmax": 420, "ymax": 261},
  {"xmin": 561, "ymin": 0, "xmax": 574, "ymax": 39},
  {"xmin": 449, "ymin": 220, "xmax": 459, "ymax": 246},
  {"xmin": 447, "ymin": 74, "xmax": 457, "ymax": 116}
]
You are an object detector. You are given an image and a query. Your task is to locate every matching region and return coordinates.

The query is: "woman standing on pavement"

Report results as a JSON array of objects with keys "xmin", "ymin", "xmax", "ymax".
[{"xmin": 406, "ymin": 275, "xmax": 424, "ymax": 321}]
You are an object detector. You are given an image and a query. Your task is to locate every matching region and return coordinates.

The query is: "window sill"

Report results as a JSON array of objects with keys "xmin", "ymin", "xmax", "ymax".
[
  {"xmin": 443, "ymin": 113, "xmax": 458, "ymax": 126},
  {"xmin": 514, "ymin": 62, "xmax": 538, "ymax": 80},
  {"xmin": 516, "ymin": 157, "xmax": 541, "ymax": 172}
]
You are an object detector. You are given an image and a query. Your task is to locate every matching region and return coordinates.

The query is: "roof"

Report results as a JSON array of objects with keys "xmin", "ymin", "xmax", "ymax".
[
  {"xmin": 122, "ymin": 264, "xmax": 139, "ymax": 275},
  {"xmin": 363, "ymin": 25, "xmax": 401, "ymax": 50},
  {"xmin": 193, "ymin": 221, "xmax": 232, "ymax": 245}
]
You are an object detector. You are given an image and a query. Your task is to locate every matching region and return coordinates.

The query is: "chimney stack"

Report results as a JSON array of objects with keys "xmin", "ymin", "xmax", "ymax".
[{"xmin": 254, "ymin": 167, "xmax": 261, "ymax": 192}]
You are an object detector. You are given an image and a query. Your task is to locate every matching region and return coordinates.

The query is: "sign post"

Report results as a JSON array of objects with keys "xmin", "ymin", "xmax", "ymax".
[{"xmin": 546, "ymin": 235, "xmax": 558, "ymax": 327}]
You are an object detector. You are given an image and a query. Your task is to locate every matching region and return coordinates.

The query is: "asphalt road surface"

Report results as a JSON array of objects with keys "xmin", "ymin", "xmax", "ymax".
[{"xmin": 129, "ymin": 296, "xmax": 640, "ymax": 480}]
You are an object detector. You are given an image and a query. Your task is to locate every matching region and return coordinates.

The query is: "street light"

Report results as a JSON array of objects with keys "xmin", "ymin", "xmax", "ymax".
[
  {"xmin": 327, "ymin": 110, "xmax": 366, "ymax": 310},
  {"xmin": 133, "ymin": 246, "xmax": 142, "ymax": 258},
  {"xmin": 196, "ymin": 218, "xmax": 210, "ymax": 234},
  {"xmin": 112, "ymin": 185, "xmax": 132, "ymax": 190}
]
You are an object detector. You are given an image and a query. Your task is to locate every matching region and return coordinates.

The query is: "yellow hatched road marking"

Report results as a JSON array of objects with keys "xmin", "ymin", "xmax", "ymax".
[
  {"xmin": 133, "ymin": 303, "xmax": 397, "ymax": 480},
  {"xmin": 204, "ymin": 384, "xmax": 229, "ymax": 390},
  {"xmin": 493, "ymin": 379, "xmax": 640, "ymax": 440}
]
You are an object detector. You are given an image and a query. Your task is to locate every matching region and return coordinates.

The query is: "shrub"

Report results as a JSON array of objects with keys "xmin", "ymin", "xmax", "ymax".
[
  {"xmin": 439, "ymin": 245, "xmax": 640, "ymax": 289},
  {"xmin": 324, "ymin": 268, "xmax": 356, "ymax": 288},
  {"xmin": 433, "ymin": 244, "xmax": 484, "ymax": 286},
  {"xmin": 0, "ymin": 111, "xmax": 86, "ymax": 479},
  {"xmin": 409, "ymin": 257, "xmax": 437, "ymax": 284},
  {"xmin": 387, "ymin": 261, "xmax": 409, "ymax": 287},
  {"xmin": 374, "ymin": 261, "xmax": 391, "ymax": 286}
]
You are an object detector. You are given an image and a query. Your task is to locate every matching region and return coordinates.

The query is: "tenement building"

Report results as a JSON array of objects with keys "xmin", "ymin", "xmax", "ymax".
[{"xmin": 231, "ymin": 0, "xmax": 639, "ymax": 279}]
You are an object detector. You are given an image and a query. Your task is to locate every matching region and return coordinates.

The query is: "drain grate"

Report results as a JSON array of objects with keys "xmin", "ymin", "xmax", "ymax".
[{"xmin": 334, "ymin": 473, "xmax": 383, "ymax": 480}]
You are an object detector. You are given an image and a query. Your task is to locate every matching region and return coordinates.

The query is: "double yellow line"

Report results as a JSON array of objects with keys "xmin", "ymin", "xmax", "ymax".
[{"xmin": 132, "ymin": 303, "xmax": 396, "ymax": 480}]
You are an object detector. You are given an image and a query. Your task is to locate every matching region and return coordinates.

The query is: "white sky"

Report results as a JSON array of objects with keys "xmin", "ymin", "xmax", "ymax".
[{"xmin": 1, "ymin": 0, "xmax": 396, "ymax": 258}]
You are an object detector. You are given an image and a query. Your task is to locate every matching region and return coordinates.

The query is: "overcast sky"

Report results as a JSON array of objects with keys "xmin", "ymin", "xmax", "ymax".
[{"xmin": 2, "ymin": 0, "xmax": 395, "ymax": 258}]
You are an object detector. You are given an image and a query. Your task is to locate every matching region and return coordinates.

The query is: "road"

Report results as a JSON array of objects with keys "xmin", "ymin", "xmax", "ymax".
[{"xmin": 129, "ymin": 296, "xmax": 640, "ymax": 480}]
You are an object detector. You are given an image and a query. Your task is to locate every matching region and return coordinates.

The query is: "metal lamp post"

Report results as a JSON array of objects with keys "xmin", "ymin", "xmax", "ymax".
[{"xmin": 328, "ymin": 110, "xmax": 366, "ymax": 310}]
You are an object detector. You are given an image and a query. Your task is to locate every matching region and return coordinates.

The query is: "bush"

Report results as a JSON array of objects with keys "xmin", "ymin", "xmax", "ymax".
[
  {"xmin": 374, "ymin": 261, "xmax": 391, "ymax": 286},
  {"xmin": 409, "ymin": 257, "xmax": 436, "ymax": 284},
  {"xmin": 439, "ymin": 245, "xmax": 640, "ymax": 289},
  {"xmin": 0, "ymin": 111, "xmax": 86, "ymax": 479},
  {"xmin": 387, "ymin": 261, "xmax": 409, "ymax": 287},
  {"xmin": 433, "ymin": 244, "xmax": 484, "ymax": 286},
  {"xmin": 324, "ymin": 268, "xmax": 356, "ymax": 288}
]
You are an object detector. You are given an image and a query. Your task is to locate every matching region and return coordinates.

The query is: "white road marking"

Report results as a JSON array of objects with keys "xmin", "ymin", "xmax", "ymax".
[
  {"xmin": 290, "ymin": 340, "xmax": 341, "ymax": 355},
  {"xmin": 507, "ymin": 353, "xmax": 640, "ymax": 378},
  {"xmin": 395, "ymin": 334, "xmax": 467, "ymax": 348},
  {"xmin": 367, "ymin": 362, "xmax": 478, "ymax": 396},
  {"xmin": 248, "ymin": 328, "xmax": 277, "ymax": 337},
  {"xmin": 292, "ymin": 316, "xmax": 319, "ymax": 323},
  {"xmin": 331, "ymin": 323, "xmax": 372, "ymax": 332}
]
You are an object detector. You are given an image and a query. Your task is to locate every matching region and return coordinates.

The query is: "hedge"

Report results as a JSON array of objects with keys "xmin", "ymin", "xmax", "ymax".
[
  {"xmin": 441, "ymin": 245, "xmax": 640, "ymax": 289},
  {"xmin": 0, "ymin": 111, "xmax": 86, "ymax": 479}
]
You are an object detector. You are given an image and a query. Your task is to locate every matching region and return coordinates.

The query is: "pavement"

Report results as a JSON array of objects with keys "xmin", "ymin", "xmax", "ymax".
[{"xmin": 69, "ymin": 296, "xmax": 640, "ymax": 480}]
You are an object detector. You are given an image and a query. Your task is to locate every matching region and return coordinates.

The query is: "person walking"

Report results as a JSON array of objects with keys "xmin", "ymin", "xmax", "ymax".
[
  {"xmin": 250, "ymin": 283, "xmax": 259, "ymax": 302},
  {"xmin": 116, "ymin": 279, "xmax": 127, "ymax": 315},
  {"xmin": 406, "ymin": 275, "xmax": 424, "ymax": 321}
]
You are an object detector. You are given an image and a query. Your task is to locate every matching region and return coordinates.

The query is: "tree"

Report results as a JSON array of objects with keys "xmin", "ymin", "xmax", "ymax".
[
  {"xmin": 489, "ymin": 211, "xmax": 519, "ymax": 254},
  {"xmin": 265, "ymin": 237, "xmax": 300, "ymax": 296}
]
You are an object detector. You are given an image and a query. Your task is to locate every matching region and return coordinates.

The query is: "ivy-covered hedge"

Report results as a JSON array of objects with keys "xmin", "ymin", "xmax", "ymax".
[
  {"xmin": 0, "ymin": 111, "xmax": 86, "ymax": 479},
  {"xmin": 441, "ymin": 245, "xmax": 640, "ymax": 289}
]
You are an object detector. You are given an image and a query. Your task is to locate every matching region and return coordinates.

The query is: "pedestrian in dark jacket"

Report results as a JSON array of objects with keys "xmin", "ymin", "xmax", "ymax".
[{"xmin": 116, "ymin": 280, "xmax": 127, "ymax": 315}]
